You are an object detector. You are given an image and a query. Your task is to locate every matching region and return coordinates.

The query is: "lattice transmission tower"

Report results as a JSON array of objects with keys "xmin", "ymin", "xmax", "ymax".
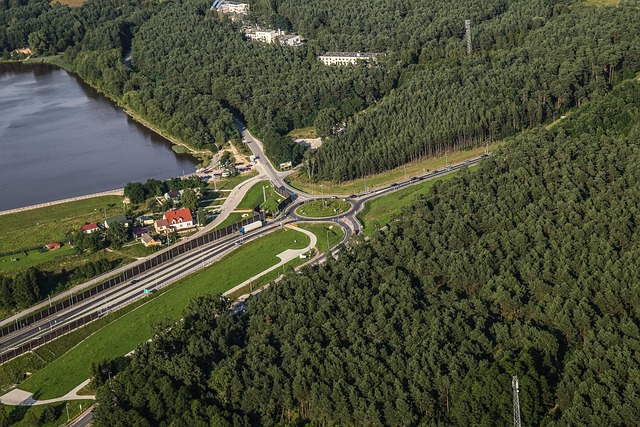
[
  {"xmin": 512, "ymin": 376, "xmax": 522, "ymax": 427},
  {"xmin": 465, "ymin": 19, "xmax": 472, "ymax": 54}
]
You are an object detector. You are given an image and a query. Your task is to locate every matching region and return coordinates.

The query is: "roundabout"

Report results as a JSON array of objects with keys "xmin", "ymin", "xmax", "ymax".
[{"xmin": 295, "ymin": 199, "xmax": 352, "ymax": 218}]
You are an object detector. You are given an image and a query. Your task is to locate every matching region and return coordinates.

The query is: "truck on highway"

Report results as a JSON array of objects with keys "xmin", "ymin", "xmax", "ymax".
[{"xmin": 240, "ymin": 220, "xmax": 263, "ymax": 235}]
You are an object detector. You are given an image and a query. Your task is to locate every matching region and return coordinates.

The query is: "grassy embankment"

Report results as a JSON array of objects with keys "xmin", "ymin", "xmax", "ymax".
[
  {"xmin": 357, "ymin": 170, "xmax": 463, "ymax": 234},
  {"xmin": 287, "ymin": 142, "xmax": 500, "ymax": 196},
  {"xmin": 15, "ymin": 228, "xmax": 310, "ymax": 399},
  {"xmin": 297, "ymin": 200, "xmax": 351, "ymax": 218},
  {"xmin": 4, "ymin": 400, "xmax": 88, "ymax": 427}
]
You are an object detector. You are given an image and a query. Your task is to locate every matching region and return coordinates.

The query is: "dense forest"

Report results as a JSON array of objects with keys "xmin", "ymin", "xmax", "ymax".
[
  {"xmin": 5, "ymin": 0, "xmax": 639, "ymax": 179},
  {"xmin": 92, "ymin": 80, "xmax": 640, "ymax": 425}
]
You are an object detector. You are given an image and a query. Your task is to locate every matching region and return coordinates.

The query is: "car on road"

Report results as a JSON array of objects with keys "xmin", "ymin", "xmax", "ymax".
[{"xmin": 131, "ymin": 279, "xmax": 139, "ymax": 284}]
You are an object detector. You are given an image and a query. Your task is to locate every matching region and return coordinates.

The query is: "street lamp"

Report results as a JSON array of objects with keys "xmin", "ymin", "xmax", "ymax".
[{"xmin": 326, "ymin": 229, "xmax": 330, "ymax": 252}]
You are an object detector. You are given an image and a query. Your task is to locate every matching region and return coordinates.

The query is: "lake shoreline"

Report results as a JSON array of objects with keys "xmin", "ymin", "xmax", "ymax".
[
  {"xmin": 0, "ymin": 189, "xmax": 124, "ymax": 216},
  {"xmin": 25, "ymin": 56, "xmax": 212, "ymax": 165},
  {"xmin": 0, "ymin": 62, "xmax": 199, "ymax": 211}
]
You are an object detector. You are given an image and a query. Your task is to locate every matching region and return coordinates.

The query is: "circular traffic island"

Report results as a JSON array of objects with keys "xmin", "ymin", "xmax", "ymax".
[{"xmin": 296, "ymin": 199, "xmax": 351, "ymax": 218}]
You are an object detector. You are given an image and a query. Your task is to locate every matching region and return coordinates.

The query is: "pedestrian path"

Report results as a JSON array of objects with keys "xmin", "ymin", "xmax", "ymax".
[
  {"xmin": 194, "ymin": 174, "xmax": 265, "ymax": 236},
  {"xmin": 223, "ymin": 225, "xmax": 317, "ymax": 297},
  {"xmin": 0, "ymin": 379, "xmax": 94, "ymax": 406}
]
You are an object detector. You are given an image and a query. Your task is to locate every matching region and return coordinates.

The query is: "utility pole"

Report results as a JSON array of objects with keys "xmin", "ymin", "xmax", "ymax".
[
  {"xmin": 326, "ymin": 229, "xmax": 330, "ymax": 252},
  {"xmin": 512, "ymin": 376, "xmax": 522, "ymax": 427}
]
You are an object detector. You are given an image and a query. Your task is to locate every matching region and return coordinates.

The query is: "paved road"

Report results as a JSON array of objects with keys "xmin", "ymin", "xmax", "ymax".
[
  {"xmin": 68, "ymin": 405, "xmax": 94, "ymax": 427},
  {"xmin": 233, "ymin": 118, "xmax": 307, "ymax": 200}
]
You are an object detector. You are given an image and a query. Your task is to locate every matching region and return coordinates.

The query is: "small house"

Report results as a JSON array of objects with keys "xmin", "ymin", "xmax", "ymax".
[
  {"xmin": 82, "ymin": 223, "xmax": 100, "ymax": 234},
  {"xmin": 164, "ymin": 208, "xmax": 194, "ymax": 231},
  {"xmin": 104, "ymin": 215, "xmax": 129, "ymax": 229},
  {"xmin": 164, "ymin": 190, "xmax": 181, "ymax": 201},
  {"xmin": 138, "ymin": 215, "xmax": 155, "ymax": 226},
  {"xmin": 45, "ymin": 242, "xmax": 62, "ymax": 250},
  {"xmin": 155, "ymin": 219, "xmax": 170, "ymax": 234},
  {"xmin": 141, "ymin": 233, "xmax": 162, "ymax": 247}
]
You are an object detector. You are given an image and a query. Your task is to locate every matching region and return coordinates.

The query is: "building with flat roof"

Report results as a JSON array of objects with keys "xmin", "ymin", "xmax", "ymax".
[
  {"xmin": 244, "ymin": 28, "xmax": 303, "ymax": 46},
  {"xmin": 318, "ymin": 51, "xmax": 383, "ymax": 66},
  {"xmin": 245, "ymin": 29, "xmax": 283, "ymax": 44},
  {"xmin": 211, "ymin": 0, "xmax": 248, "ymax": 14}
]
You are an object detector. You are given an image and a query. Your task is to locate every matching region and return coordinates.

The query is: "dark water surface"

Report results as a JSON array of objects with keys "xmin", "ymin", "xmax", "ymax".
[{"xmin": 0, "ymin": 63, "xmax": 198, "ymax": 211}]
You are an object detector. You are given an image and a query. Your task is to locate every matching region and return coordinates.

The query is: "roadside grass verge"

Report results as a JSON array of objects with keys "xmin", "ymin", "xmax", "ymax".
[
  {"xmin": 209, "ymin": 170, "xmax": 258, "ymax": 192},
  {"xmin": 17, "ymin": 228, "xmax": 309, "ymax": 399},
  {"xmin": 298, "ymin": 223, "xmax": 345, "ymax": 253},
  {"xmin": 213, "ymin": 213, "xmax": 247, "ymax": 231},
  {"xmin": 112, "ymin": 242, "xmax": 157, "ymax": 259},
  {"xmin": 297, "ymin": 200, "xmax": 350, "ymax": 218},
  {"xmin": 287, "ymin": 143, "xmax": 500, "ymax": 196},
  {"xmin": 0, "ymin": 196, "xmax": 123, "ymax": 254},
  {"xmin": 237, "ymin": 181, "xmax": 282, "ymax": 214},
  {"xmin": 3, "ymin": 399, "xmax": 89, "ymax": 427},
  {"xmin": 357, "ymin": 173, "xmax": 459, "ymax": 234}
]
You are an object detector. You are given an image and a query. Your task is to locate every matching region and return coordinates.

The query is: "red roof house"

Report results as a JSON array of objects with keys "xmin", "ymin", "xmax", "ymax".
[
  {"xmin": 82, "ymin": 223, "xmax": 100, "ymax": 234},
  {"xmin": 163, "ymin": 208, "xmax": 194, "ymax": 231},
  {"xmin": 45, "ymin": 242, "xmax": 62, "ymax": 250}
]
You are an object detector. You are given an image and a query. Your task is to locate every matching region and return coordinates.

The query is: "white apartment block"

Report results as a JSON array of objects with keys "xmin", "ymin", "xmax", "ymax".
[
  {"xmin": 245, "ymin": 29, "xmax": 284, "ymax": 44},
  {"xmin": 318, "ymin": 51, "xmax": 382, "ymax": 66},
  {"xmin": 244, "ymin": 28, "xmax": 303, "ymax": 46},
  {"xmin": 211, "ymin": 0, "xmax": 249, "ymax": 14}
]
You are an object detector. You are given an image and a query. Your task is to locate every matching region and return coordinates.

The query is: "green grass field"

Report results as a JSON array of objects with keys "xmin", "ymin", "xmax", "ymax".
[
  {"xmin": 225, "ymin": 223, "xmax": 343, "ymax": 299},
  {"xmin": 19, "ymin": 228, "xmax": 309, "ymax": 399},
  {"xmin": 213, "ymin": 213, "xmax": 247, "ymax": 231},
  {"xmin": 297, "ymin": 200, "xmax": 351, "ymax": 218},
  {"xmin": 287, "ymin": 127, "xmax": 317, "ymax": 139},
  {"xmin": 0, "ymin": 246, "xmax": 76, "ymax": 273},
  {"xmin": 357, "ymin": 173, "xmax": 458, "ymax": 233},
  {"xmin": 299, "ymin": 223, "xmax": 345, "ymax": 253},
  {"xmin": 287, "ymin": 143, "xmax": 499, "ymax": 196},
  {"xmin": 0, "ymin": 196, "xmax": 123, "ymax": 254},
  {"xmin": 209, "ymin": 170, "xmax": 258, "ymax": 192},
  {"xmin": 237, "ymin": 180, "xmax": 283, "ymax": 214}
]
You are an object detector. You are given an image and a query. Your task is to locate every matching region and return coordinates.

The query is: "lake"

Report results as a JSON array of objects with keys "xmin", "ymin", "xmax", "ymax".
[{"xmin": 0, "ymin": 62, "xmax": 199, "ymax": 211}]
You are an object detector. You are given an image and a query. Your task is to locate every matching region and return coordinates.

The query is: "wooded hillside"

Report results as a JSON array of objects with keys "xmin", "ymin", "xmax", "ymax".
[
  {"xmin": 4, "ymin": 0, "xmax": 638, "ymax": 179},
  {"xmin": 92, "ymin": 80, "xmax": 640, "ymax": 426}
]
